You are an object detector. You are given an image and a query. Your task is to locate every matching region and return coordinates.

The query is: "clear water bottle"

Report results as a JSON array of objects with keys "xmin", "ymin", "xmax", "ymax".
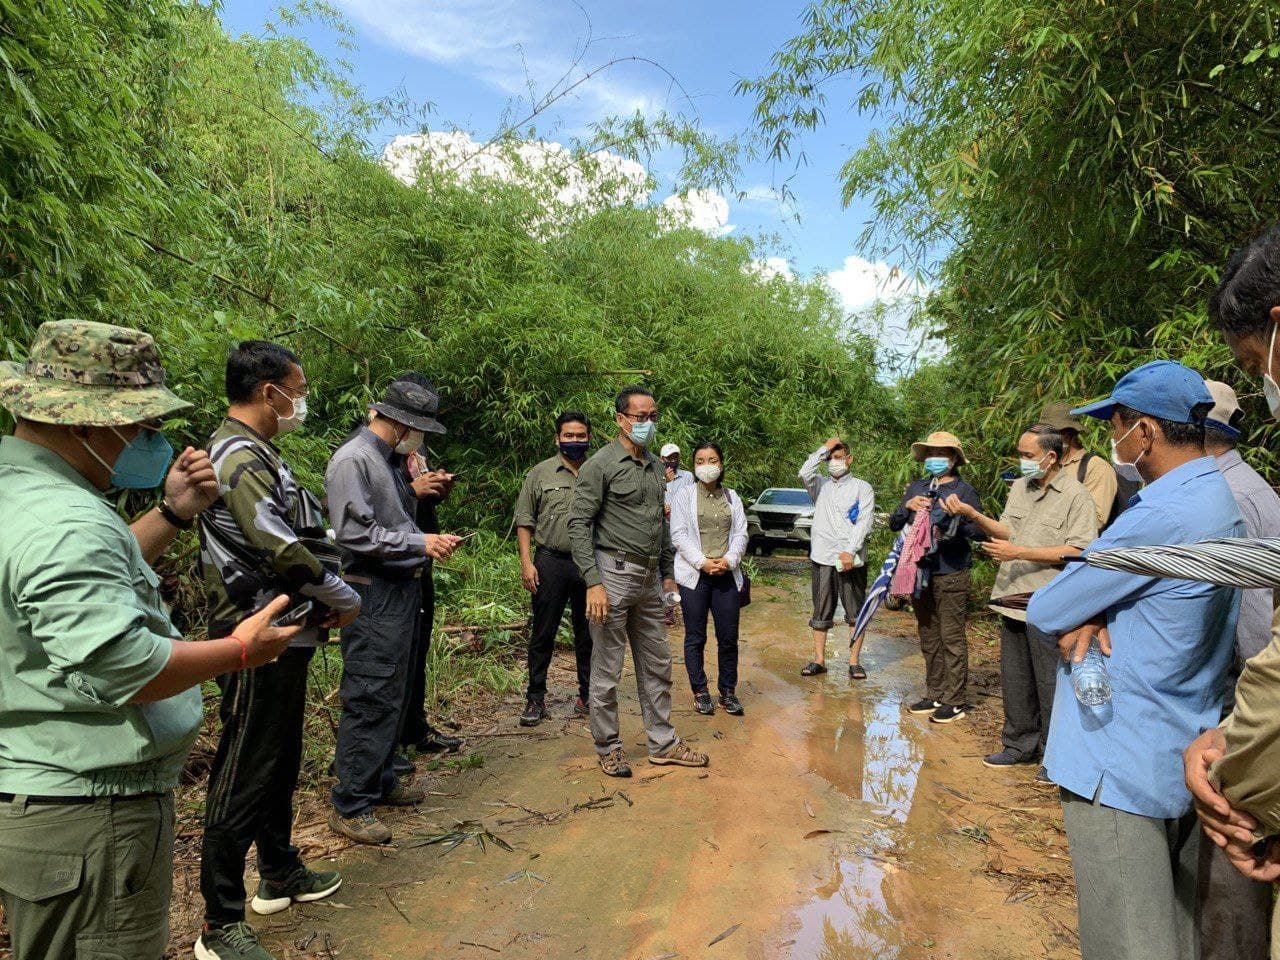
[
  {"xmin": 1072, "ymin": 637, "xmax": 1112, "ymax": 706},
  {"xmin": 663, "ymin": 590, "xmax": 679, "ymax": 626}
]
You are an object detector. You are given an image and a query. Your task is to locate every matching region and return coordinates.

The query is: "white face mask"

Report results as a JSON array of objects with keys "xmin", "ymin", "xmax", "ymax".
[
  {"xmin": 1110, "ymin": 422, "xmax": 1145, "ymax": 482},
  {"xmin": 1264, "ymin": 324, "xmax": 1280, "ymax": 421},
  {"xmin": 828, "ymin": 458, "xmax": 850, "ymax": 479},
  {"xmin": 395, "ymin": 428, "xmax": 425, "ymax": 455},
  {"xmin": 268, "ymin": 384, "xmax": 307, "ymax": 435},
  {"xmin": 694, "ymin": 463, "xmax": 722, "ymax": 484}
]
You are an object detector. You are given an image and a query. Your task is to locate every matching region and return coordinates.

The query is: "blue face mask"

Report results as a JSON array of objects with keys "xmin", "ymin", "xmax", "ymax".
[
  {"xmin": 628, "ymin": 420, "xmax": 656, "ymax": 448},
  {"xmin": 923, "ymin": 456, "xmax": 951, "ymax": 477},
  {"xmin": 83, "ymin": 427, "xmax": 174, "ymax": 489}
]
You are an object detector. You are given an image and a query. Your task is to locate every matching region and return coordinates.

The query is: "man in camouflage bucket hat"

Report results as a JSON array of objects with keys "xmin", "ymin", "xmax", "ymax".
[
  {"xmin": 0, "ymin": 320, "xmax": 303, "ymax": 960},
  {"xmin": 194, "ymin": 342, "xmax": 360, "ymax": 960}
]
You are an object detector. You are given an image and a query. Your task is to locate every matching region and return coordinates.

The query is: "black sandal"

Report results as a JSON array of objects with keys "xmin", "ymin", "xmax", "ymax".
[
  {"xmin": 849, "ymin": 663, "xmax": 867, "ymax": 680},
  {"xmin": 800, "ymin": 661, "xmax": 828, "ymax": 677}
]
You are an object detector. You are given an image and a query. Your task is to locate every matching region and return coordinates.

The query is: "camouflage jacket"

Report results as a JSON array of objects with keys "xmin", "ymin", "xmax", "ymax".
[{"xmin": 198, "ymin": 418, "xmax": 358, "ymax": 644}]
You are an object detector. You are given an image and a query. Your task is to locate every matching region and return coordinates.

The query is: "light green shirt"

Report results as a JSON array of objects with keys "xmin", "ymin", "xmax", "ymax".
[{"xmin": 0, "ymin": 436, "xmax": 201, "ymax": 796}]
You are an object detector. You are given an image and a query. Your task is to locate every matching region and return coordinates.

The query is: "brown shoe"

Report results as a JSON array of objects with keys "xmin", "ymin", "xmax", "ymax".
[
  {"xmin": 328, "ymin": 810, "xmax": 392, "ymax": 845},
  {"xmin": 381, "ymin": 779, "xmax": 427, "ymax": 806},
  {"xmin": 599, "ymin": 748, "xmax": 632, "ymax": 778},
  {"xmin": 650, "ymin": 741, "xmax": 710, "ymax": 767}
]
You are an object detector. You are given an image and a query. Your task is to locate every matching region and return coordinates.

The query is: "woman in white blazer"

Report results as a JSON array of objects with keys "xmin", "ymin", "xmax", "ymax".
[{"xmin": 669, "ymin": 442, "xmax": 748, "ymax": 716}]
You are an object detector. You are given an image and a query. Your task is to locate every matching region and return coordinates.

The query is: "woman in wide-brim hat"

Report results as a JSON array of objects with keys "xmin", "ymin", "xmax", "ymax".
[{"xmin": 888, "ymin": 430, "xmax": 983, "ymax": 726}]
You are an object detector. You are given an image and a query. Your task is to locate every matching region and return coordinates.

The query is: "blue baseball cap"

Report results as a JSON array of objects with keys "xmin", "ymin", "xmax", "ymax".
[{"xmin": 1071, "ymin": 360, "xmax": 1213, "ymax": 424}]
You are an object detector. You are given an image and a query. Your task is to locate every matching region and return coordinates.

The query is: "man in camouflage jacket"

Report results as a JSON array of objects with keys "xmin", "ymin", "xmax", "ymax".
[{"xmin": 194, "ymin": 342, "xmax": 359, "ymax": 960}]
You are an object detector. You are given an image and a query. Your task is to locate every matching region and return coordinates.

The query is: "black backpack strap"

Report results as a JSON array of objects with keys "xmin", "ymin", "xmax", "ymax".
[{"xmin": 1077, "ymin": 451, "xmax": 1092, "ymax": 484}]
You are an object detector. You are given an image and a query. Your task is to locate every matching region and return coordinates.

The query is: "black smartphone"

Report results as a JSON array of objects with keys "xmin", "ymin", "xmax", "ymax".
[{"xmin": 271, "ymin": 600, "xmax": 313, "ymax": 628}]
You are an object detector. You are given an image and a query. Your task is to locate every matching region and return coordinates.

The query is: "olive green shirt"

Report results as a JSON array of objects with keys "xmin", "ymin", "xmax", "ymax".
[
  {"xmin": 568, "ymin": 436, "xmax": 674, "ymax": 586},
  {"xmin": 0, "ymin": 436, "xmax": 201, "ymax": 796},
  {"xmin": 989, "ymin": 470, "xmax": 1099, "ymax": 622},
  {"xmin": 514, "ymin": 455, "xmax": 581, "ymax": 554},
  {"xmin": 696, "ymin": 486, "xmax": 732, "ymax": 558}
]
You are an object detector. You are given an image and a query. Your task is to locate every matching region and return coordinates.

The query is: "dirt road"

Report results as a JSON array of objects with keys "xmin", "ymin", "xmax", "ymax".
[{"xmin": 257, "ymin": 570, "xmax": 1079, "ymax": 959}]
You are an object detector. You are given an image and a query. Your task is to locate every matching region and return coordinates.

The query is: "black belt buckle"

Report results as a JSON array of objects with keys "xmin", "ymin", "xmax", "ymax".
[{"xmin": 614, "ymin": 554, "xmax": 625, "ymax": 570}]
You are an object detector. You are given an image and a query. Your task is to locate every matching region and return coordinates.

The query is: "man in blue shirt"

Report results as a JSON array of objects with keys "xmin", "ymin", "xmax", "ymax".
[{"xmin": 1028, "ymin": 360, "xmax": 1244, "ymax": 960}]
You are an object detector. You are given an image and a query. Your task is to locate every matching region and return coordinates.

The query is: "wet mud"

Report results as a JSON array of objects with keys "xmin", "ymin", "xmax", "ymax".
[{"xmin": 259, "ymin": 572, "xmax": 1079, "ymax": 959}]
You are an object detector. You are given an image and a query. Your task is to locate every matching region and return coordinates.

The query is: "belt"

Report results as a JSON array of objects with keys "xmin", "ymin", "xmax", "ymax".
[
  {"xmin": 0, "ymin": 791, "xmax": 165, "ymax": 806},
  {"xmin": 343, "ymin": 569, "xmax": 421, "ymax": 586},
  {"xmin": 612, "ymin": 551, "xmax": 659, "ymax": 571},
  {"xmin": 536, "ymin": 546, "xmax": 574, "ymax": 560}
]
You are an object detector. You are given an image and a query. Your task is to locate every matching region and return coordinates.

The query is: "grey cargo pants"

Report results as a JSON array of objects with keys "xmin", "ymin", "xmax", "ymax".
[{"xmin": 588, "ymin": 551, "xmax": 679, "ymax": 757}]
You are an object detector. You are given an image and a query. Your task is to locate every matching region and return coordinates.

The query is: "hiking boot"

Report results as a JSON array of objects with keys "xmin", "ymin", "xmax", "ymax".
[
  {"xmin": 650, "ymin": 742, "xmax": 710, "ymax": 768},
  {"xmin": 599, "ymin": 748, "xmax": 632, "ymax": 778},
  {"xmin": 392, "ymin": 752, "xmax": 415, "ymax": 777},
  {"xmin": 907, "ymin": 698, "xmax": 941, "ymax": 715},
  {"xmin": 929, "ymin": 704, "xmax": 967, "ymax": 724},
  {"xmin": 693, "ymin": 692, "xmax": 715, "ymax": 715},
  {"xmin": 719, "ymin": 693, "xmax": 744, "ymax": 716},
  {"xmin": 416, "ymin": 724, "xmax": 464, "ymax": 753},
  {"xmin": 519, "ymin": 699, "xmax": 545, "ymax": 727},
  {"xmin": 382, "ymin": 779, "xmax": 427, "ymax": 806},
  {"xmin": 194, "ymin": 922, "xmax": 274, "ymax": 960},
  {"xmin": 800, "ymin": 661, "xmax": 828, "ymax": 676},
  {"xmin": 573, "ymin": 696, "xmax": 589, "ymax": 717},
  {"xmin": 250, "ymin": 866, "xmax": 342, "ymax": 916},
  {"xmin": 328, "ymin": 809, "xmax": 392, "ymax": 845},
  {"xmin": 982, "ymin": 749, "xmax": 1034, "ymax": 769}
]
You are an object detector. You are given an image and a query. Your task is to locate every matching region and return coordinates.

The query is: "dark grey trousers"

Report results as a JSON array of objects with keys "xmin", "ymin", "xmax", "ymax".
[
  {"xmin": 808, "ymin": 561, "xmax": 868, "ymax": 630},
  {"xmin": 998, "ymin": 616, "xmax": 1059, "ymax": 760},
  {"xmin": 332, "ymin": 576, "xmax": 419, "ymax": 817}
]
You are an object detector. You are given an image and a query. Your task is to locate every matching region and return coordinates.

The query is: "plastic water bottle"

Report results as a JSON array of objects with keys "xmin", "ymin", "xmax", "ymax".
[
  {"xmin": 1072, "ymin": 637, "xmax": 1112, "ymax": 706},
  {"xmin": 663, "ymin": 590, "xmax": 679, "ymax": 626}
]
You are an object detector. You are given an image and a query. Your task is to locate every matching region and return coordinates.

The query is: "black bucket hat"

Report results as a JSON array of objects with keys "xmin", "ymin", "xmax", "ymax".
[{"xmin": 371, "ymin": 377, "xmax": 446, "ymax": 435}]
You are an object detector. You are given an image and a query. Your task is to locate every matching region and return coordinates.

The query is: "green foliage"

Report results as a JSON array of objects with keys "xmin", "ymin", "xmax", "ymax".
[{"xmin": 743, "ymin": 0, "xmax": 1280, "ymax": 495}]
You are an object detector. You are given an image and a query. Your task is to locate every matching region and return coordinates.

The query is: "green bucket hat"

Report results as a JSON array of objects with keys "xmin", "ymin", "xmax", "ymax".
[{"xmin": 0, "ymin": 319, "xmax": 192, "ymax": 427}]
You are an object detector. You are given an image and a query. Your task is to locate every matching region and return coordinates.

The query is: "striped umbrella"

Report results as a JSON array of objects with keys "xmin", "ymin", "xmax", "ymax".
[
  {"xmin": 851, "ymin": 530, "xmax": 907, "ymax": 645},
  {"xmin": 1072, "ymin": 537, "xmax": 1280, "ymax": 589}
]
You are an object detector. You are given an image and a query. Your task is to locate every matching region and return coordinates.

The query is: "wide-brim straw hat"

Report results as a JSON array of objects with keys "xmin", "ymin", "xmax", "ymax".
[
  {"xmin": 910, "ymin": 430, "xmax": 968, "ymax": 465},
  {"xmin": 0, "ymin": 319, "xmax": 191, "ymax": 427}
]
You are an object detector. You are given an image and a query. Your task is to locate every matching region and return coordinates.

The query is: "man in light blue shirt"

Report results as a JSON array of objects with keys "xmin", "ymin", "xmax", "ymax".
[{"xmin": 1028, "ymin": 360, "xmax": 1244, "ymax": 960}]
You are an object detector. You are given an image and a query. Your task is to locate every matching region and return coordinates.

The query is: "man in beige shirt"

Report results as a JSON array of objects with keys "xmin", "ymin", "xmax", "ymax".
[
  {"xmin": 948, "ymin": 423, "xmax": 1098, "ymax": 777},
  {"xmin": 1041, "ymin": 402, "xmax": 1122, "ymax": 529}
]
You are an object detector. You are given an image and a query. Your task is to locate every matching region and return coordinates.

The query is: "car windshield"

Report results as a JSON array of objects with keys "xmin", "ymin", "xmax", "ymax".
[{"xmin": 756, "ymin": 489, "xmax": 813, "ymax": 507}]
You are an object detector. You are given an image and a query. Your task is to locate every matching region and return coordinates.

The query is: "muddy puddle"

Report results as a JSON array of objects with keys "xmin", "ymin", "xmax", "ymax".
[{"xmin": 258, "ymin": 573, "xmax": 1077, "ymax": 960}]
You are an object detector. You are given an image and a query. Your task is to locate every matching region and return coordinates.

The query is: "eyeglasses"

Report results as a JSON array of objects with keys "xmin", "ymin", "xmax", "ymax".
[{"xmin": 621, "ymin": 412, "xmax": 661, "ymax": 424}]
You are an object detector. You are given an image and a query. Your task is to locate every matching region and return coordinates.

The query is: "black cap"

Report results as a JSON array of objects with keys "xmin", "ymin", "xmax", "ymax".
[{"xmin": 371, "ymin": 377, "xmax": 446, "ymax": 435}]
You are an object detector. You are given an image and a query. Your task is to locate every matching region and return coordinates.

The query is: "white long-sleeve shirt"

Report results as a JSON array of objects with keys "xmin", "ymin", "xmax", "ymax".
[{"xmin": 798, "ymin": 446, "xmax": 875, "ymax": 568}]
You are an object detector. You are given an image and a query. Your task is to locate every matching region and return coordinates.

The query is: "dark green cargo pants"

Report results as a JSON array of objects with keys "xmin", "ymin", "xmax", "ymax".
[{"xmin": 0, "ymin": 792, "xmax": 173, "ymax": 959}]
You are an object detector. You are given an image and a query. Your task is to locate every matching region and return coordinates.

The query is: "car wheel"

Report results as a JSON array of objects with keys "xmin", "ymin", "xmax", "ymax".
[{"xmin": 760, "ymin": 545, "xmax": 775, "ymax": 557}]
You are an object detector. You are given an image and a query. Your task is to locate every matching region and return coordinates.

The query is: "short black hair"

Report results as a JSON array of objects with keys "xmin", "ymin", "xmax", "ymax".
[
  {"xmin": 1025, "ymin": 423, "xmax": 1064, "ymax": 460},
  {"xmin": 692, "ymin": 441, "xmax": 723, "ymax": 461},
  {"xmin": 1116, "ymin": 403, "xmax": 1208, "ymax": 449},
  {"xmin": 1204, "ymin": 424, "xmax": 1240, "ymax": 450},
  {"xmin": 556, "ymin": 410, "xmax": 591, "ymax": 433},
  {"xmin": 226, "ymin": 341, "xmax": 300, "ymax": 403},
  {"xmin": 830, "ymin": 441, "xmax": 850, "ymax": 457},
  {"xmin": 1210, "ymin": 225, "xmax": 1280, "ymax": 339},
  {"xmin": 615, "ymin": 385, "xmax": 654, "ymax": 414}
]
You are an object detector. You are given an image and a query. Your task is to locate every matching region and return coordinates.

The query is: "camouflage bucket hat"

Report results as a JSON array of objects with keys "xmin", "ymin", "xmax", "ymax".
[{"xmin": 0, "ymin": 319, "xmax": 192, "ymax": 427}]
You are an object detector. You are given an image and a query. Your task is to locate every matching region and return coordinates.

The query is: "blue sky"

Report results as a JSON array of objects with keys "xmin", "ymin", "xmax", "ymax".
[{"xmin": 217, "ymin": 1, "xmax": 913, "ymax": 316}]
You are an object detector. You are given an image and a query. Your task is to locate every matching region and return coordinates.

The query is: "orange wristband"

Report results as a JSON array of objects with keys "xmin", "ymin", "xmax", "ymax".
[{"xmin": 228, "ymin": 633, "xmax": 249, "ymax": 671}]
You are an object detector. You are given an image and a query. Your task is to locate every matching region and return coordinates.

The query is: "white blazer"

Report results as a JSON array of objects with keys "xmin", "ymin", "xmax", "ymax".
[{"xmin": 669, "ymin": 483, "xmax": 748, "ymax": 590}]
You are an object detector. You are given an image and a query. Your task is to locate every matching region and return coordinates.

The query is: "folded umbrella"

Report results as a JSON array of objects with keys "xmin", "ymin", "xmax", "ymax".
[
  {"xmin": 1070, "ymin": 537, "xmax": 1280, "ymax": 589},
  {"xmin": 851, "ymin": 530, "xmax": 906, "ymax": 646}
]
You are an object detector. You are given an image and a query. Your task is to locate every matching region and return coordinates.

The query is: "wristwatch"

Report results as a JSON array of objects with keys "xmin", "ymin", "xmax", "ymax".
[{"xmin": 157, "ymin": 498, "xmax": 193, "ymax": 531}]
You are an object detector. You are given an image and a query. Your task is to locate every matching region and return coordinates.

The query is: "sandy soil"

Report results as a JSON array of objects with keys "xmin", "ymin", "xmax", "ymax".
[{"xmin": 230, "ymin": 566, "xmax": 1082, "ymax": 960}]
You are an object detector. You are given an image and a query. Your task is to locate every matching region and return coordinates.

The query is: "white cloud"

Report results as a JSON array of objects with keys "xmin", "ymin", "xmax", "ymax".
[
  {"xmin": 336, "ymin": 0, "xmax": 659, "ymax": 124},
  {"xmin": 659, "ymin": 190, "xmax": 732, "ymax": 237},
  {"xmin": 825, "ymin": 255, "xmax": 928, "ymax": 312},
  {"xmin": 825, "ymin": 255, "xmax": 940, "ymax": 371},
  {"xmin": 747, "ymin": 256, "xmax": 794, "ymax": 281}
]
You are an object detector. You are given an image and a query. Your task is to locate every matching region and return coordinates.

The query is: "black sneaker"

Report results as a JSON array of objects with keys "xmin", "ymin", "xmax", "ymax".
[
  {"xmin": 519, "ymin": 699, "xmax": 545, "ymax": 727},
  {"xmin": 573, "ymin": 696, "xmax": 589, "ymax": 717},
  {"xmin": 719, "ymin": 693, "xmax": 744, "ymax": 716},
  {"xmin": 800, "ymin": 661, "xmax": 828, "ymax": 676},
  {"xmin": 693, "ymin": 692, "xmax": 715, "ymax": 715},
  {"xmin": 391, "ymin": 752, "xmax": 415, "ymax": 777},
  {"xmin": 416, "ymin": 724, "xmax": 465, "ymax": 753},
  {"xmin": 195, "ymin": 922, "xmax": 273, "ymax": 960},
  {"xmin": 929, "ymin": 704, "xmax": 967, "ymax": 724},
  {"xmin": 1034, "ymin": 766, "xmax": 1055, "ymax": 786},
  {"xmin": 250, "ymin": 865, "xmax": 342, "ymax": 916},
  {"xmin": 907, "ymin": 698, "xmax": 941, "ymax": 715},
  {"xmin": 982, "ymin": 749, "xmax": 1033, "ymax": 769}
]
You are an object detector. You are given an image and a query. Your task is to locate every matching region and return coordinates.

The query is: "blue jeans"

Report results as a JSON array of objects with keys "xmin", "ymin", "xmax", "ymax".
[{"xmin": 679, "ymin": 572, "xmax": 740, "ymax": 695}]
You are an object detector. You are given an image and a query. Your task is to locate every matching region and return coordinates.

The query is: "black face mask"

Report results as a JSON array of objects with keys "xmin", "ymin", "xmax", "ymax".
[{"xmin": 559, "ymin": 441, "xmax": 591, "ymax": 461}]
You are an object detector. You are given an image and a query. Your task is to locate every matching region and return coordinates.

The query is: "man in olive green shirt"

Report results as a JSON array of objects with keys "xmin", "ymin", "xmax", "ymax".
[
  {"xmin": 0, "ymin": 320, "xmax": 298, "ymax": 960},
  {"xmin": 515, "ymin": 410, "xmax": 594, "ymax": 726},
  {"xmin": 951, "ymin": 424, "xmax": 1097, "ymax": 773},
  {"xmin": 567, "ymin": 386, "xmax": 708, "ymax": 778}
]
